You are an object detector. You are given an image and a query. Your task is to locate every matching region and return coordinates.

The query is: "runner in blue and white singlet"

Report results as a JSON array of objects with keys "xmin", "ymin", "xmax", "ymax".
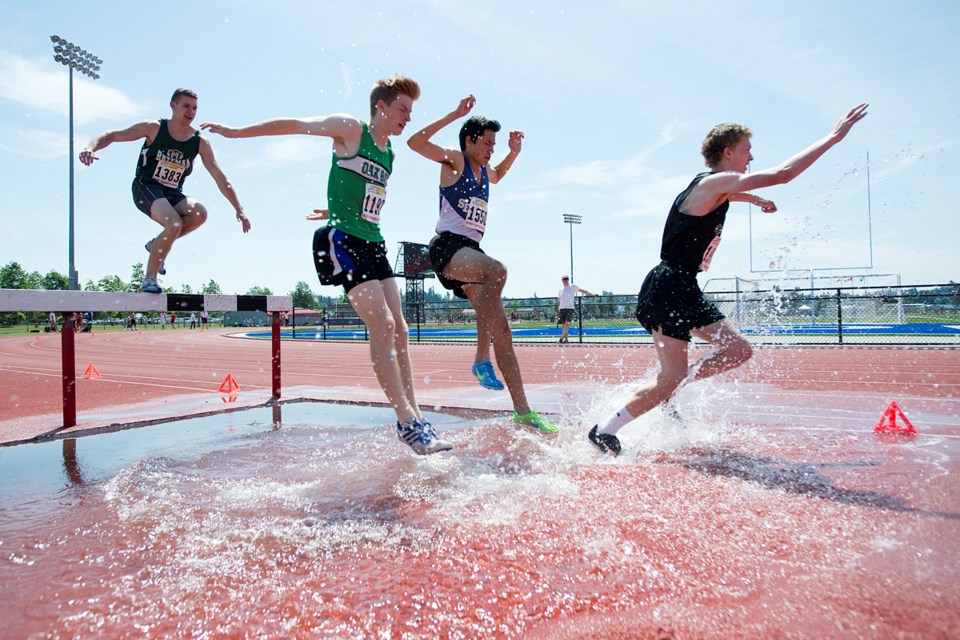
[
  {"xmin": 435, "ymin": 161, "xmax": 489, "ymax": 243},
  {"xmin": 407, "ymin": 95, "xmax": 559, "ymax": 435}
]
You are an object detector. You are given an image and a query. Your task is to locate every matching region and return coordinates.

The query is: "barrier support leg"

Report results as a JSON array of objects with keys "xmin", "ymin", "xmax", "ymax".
[
  {"xmin": 271, "ymin": 311, "xmax": 281, "ymax": 400},
  {"xmin": 61, "ymin": 312, "xmax": 76, "ymax": 428}
]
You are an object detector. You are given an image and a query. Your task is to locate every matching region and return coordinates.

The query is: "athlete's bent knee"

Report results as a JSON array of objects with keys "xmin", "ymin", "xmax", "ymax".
[
  {"xmin": 183, "ymin": 204, "xmax": 208, "ymax": 229},
  {"xmin": 727, "ymin": 338, "xmax": 753, "ymax": 366},
  {"xmin": 485, "ymin": 260, "xmax": 507, "ymax": 285},
  {"xmin": 656, "ymin": 370, "xmax": 686, "ymax": 395}
]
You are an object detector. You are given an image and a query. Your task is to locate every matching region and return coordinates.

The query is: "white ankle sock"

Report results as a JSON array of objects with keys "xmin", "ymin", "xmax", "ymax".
[{"xmin": 597, "ymin": 407, "xmax": 635, "ymax": 436}]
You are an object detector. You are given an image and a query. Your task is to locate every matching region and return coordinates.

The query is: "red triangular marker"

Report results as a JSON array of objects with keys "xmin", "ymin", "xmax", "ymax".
[
  {"xmin": 218, "ymin": 373, "xmax": 240, "ymax": 393},
  {"xmin": 83, "ymin": 364, "xmax": 102, "ymax": 379},
  {"xmin": 873, "ymin": 400, "xmax": 916, "ymax": 434}
]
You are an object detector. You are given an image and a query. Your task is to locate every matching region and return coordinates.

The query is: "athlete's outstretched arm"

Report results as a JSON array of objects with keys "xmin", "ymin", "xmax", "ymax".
[
  {"xmin": 488, "ymin": 130, "xmax": 523, "ymax": 185},
  {"xmin": 716, "ymin": 103, "xmax": 868, "ymax": 196},
  {"xmin": 201, "ymin": 115, "xmax": 362, "ymax": 144},
  {"xmin": 198, "ymin": 138, "xmax": 250, "ymax": 232},
  {"xmin": 406, "ymin": 95, "xmax": 475, "ymax": 165},
  {"xmin": 79, "ymin": 120, "xmax": 159, "ymax": 166}
]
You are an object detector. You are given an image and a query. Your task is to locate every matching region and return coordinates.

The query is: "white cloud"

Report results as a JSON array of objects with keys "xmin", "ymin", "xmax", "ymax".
[
  {"xmin": 0, "ymin": 50, "xmax": 142, "ymax": 125},
  {"xmin": 0, "ymin": 127, "xmax": 66, "ymax": 159},
  {"xmin": 540, "ymin": 120, "xmax": 685, "ymax": 188},
  {"xmin": 259, "ymin": 137, "xmax": 330, "ymax": 167}
]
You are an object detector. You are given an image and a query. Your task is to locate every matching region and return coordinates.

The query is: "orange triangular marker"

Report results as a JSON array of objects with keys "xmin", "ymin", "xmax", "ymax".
[
  {"xmin": 218, "ymin": 373, "xmax": 240, "ymax": 393},
  {"xmin": 83, "ymin": 364, "xmax": 102, "ymax": 379},
  {"xmin": 874, "ymin": 400, "xmax": 916, "ymax": 434}
]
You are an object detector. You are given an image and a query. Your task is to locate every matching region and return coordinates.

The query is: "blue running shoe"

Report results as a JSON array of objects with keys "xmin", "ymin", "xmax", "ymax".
[
  {"xmin": 145, "ymin": 239, "xmax": 167, "ymax": 276},
  {"xmin": 139, "ymin": 276, "xmax": 163, "ymax": 294},
  {"xmin": 471, "ymin": 360, "xmax": 504, "ymax": 390},
  {"xmin": 396, "ymin": 420, "xmax": 453, "ymax": 455}
]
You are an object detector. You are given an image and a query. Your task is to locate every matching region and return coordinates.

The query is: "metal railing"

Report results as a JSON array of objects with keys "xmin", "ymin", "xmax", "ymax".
[{"xmin": 272, "ymin": 283, "xmax": 960, "ymax": 346}]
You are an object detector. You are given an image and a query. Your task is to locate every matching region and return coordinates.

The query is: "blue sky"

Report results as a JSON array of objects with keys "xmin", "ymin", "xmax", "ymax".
[{"xmin": 1, "ymin": 0, "xmax": 956, "ymax": 298}]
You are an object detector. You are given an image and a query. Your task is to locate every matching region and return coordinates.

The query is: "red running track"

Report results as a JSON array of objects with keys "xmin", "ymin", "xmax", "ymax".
[
  {"xmin": 1, "ymin": 330, "xmax": 959, "ymax": 638},
  {"xmin": 1, "ymin": 329, "xmax": 958, "ymax": 442}
]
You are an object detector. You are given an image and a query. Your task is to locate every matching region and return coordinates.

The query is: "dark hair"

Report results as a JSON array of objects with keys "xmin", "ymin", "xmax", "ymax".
[
  {"xmin": 170, "ymin": 88, "xmax": 198, "ymax": 103},
  {"xmin": 459, "ymin": 116, "xmax": 501, "ymax": 151}
]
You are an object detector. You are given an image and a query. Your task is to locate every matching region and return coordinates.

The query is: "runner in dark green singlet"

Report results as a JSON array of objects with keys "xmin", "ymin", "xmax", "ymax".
[{"xmin": 80, "ymin": 88, "xmax": 250, "ymax": 293}]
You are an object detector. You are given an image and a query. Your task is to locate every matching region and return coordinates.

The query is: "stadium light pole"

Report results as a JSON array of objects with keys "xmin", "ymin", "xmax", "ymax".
[
  {"xmin": 562, "ymin": 214, "xmax": 582, "ymax": 283},
  {"xmin": 51, "ymin": 35, "xmax": 102, "ymax": 291}
]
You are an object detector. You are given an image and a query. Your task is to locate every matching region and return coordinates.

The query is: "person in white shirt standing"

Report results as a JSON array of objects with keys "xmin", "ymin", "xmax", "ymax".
[{"xmin": 557, "ymin": 275, "xmax": 598, "ymax": 344}]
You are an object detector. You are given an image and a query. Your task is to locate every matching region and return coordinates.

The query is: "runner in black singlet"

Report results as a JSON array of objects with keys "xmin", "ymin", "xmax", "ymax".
[{"xmin": 589, "ymin": 104, "xmax": 869, "ymax": 457}]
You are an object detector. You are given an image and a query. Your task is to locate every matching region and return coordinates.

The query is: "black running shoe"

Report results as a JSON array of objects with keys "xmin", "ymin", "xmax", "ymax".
[{"xmin": 588, "ymin": 425, "xmax": 621, "ymax": 457}]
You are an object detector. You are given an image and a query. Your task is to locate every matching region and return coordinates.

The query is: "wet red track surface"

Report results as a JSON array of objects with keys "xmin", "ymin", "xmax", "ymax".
[
  {"xmin": 1, "ymin": 329, "xmax": 957, "ymax": 440},
  {"xmin": 1, "ymin": 331, "xmax": 958, "ymax": 638}
]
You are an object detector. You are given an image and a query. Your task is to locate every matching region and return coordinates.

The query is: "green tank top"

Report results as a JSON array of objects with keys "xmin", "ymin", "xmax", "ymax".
[
  {"xmin": 326, "ymin": 121, "xmax": 393, "ymax": 242},
  {"xmin": 135, "ymin": 119, "xmax": 200, "ymax": 190}
]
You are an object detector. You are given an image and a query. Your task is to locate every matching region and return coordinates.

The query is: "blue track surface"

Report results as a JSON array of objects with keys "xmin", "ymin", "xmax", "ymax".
[{"xmin": 242, "ymin": 323, "xmax": 960, "ymax": 340}]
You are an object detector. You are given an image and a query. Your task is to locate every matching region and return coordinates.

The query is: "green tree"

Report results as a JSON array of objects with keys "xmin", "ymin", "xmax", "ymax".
[
  {"xmin": 0, "ymin": 262, "xmax": 42, "ymax": 289},
  {"xmin": 83, "ymin": 279, "xmax": 101, "ymax": 291},
  {"xmin": 0, "ymin": 261, "xmax": 29, "ymax": 289},
  {"xmin": 42, "ymin": 270, "xmax": 69, "ymax": 290},
  {"xmin": 201, "ymin": 279, "xmax": 222, "ymax": 294},
  {"xmin": 129, "ymin": 262, "xmax": 145, "ymax": 292},
  {"xmin": 291, "ymin": 281, "xmax": 317, "ymax": 309},
  {"xmin": 246, "ymin": 286, "xmax": 273, "ymax": 295},
  {"xmin": 97, "ymin": 275, "xmax": 127, "ymax": 292},
  {"xmin": 180, "ymin": 284, "xmax": 193, "ymax": 294}
]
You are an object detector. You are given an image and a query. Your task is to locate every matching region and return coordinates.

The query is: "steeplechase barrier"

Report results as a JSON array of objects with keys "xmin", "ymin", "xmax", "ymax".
[{"xmin": 0, "ymin": 290, "xmax": 292, "ymax": 429}]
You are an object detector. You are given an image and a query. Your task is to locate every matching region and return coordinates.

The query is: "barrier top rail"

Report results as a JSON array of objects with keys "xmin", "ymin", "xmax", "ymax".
[
  {"xmin": 0, "ymin": 289, "xmax": 292, "ymax": 313},
  {"xmin": 0, "ymin": 289, "xmax": 291, "ymax": 430}
]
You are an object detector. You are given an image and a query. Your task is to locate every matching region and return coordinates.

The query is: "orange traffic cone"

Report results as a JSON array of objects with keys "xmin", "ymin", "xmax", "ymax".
[
  {"xmin": 874, "ymin": 400, "xmax": 916, "ymax": 435},
  {"xmin": 218, "ymin": 373, "xmax": 240, "ymax": 393},
  {"xmin": 83, "ymin": 363, "xmax": 102, "ymax": 379}
]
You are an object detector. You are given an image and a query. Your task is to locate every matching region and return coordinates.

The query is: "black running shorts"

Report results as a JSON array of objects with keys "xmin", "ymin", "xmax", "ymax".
[
  {"xmin": 428, "ymin": 232, "xmax": 485, "ymax": 299},
  {"xmin": 132, "ymin": 179, "xmax": 188, "ymax": 216},
  {"xmin": 635, "ymin": 261, "xmax": 725, "ymax": 342},
  {"xmin": 313, "ymin": 226, "xmax": 394, "ymax": 293}
]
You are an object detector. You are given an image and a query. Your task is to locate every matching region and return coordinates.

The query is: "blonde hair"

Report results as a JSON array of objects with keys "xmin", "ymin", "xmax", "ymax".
[
  {"xmin": 369, "ymin": 76, "xmax": 421, "ymax": 117},
  {"xmin": 701, "ymin": 123, "xmax": 752, "ymax": 168}
]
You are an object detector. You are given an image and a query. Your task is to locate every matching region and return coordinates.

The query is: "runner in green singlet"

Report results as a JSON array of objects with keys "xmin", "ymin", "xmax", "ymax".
[{"xmin": 202, "ymin": 76, "xmax": 453, "ymax": 456}]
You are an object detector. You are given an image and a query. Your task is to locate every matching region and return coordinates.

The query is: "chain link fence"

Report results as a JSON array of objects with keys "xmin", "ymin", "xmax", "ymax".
[{"xmin": 283, "ymin": 283, "xmax": 959, "ymax": 346}]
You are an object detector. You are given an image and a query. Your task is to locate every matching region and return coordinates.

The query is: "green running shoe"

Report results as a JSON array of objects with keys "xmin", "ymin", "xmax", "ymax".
[{"xmin": 513, "ymin": 410, "xmax": 559, "ymax": 434}]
